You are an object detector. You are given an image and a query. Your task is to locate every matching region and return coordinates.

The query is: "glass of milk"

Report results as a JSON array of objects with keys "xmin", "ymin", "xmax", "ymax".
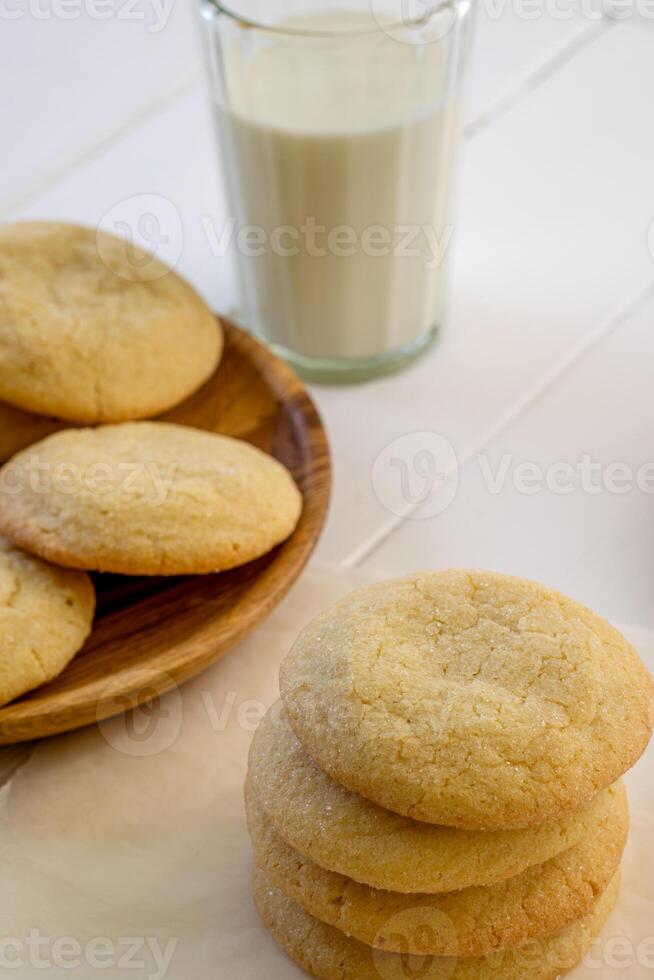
[{"xmin": 198, "ymin": 0, "xmax": 474, "ymax": 382}]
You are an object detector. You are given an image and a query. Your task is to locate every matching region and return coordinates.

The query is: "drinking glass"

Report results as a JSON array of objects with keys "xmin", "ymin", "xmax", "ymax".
[{"xmin": 198, "ymin": 0, "xmax": 474, "ymax": 382}]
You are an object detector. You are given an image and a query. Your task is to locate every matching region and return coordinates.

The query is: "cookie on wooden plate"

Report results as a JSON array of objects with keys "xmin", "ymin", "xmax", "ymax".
[
  {"xmin": 280, "ymin": 571, "xmax": 654, "ymax": 831},
  {"xmin": 253, "ymin": 867, "xmax": 621, "ymax": 980},
  {"xmin": 247, "ymin": 784, "xmax": 628, "ymax": 957},
  {"xmin": 0, "ymin": 222, "xmax": 222, "ymax": 423},
  {"xmin": 0, "ymin": 422, "xmax": 302, "ymax": 576},
  {"xmin": 0, "ymin": 534, "xmax": 95, "ymax": 706},
  {"xmin": 246, "ymin": 707, "xmax": 622, "ymax": 895}
]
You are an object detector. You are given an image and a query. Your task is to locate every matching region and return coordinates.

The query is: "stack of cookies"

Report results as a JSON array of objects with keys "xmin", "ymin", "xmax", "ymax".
[
  {"xmin": 0, "ymin": 221, "xmax": 302, "ymax": 708},
  {"xmin": 246, "ymin": 570, "xmax": 654, "ymax": 979}
]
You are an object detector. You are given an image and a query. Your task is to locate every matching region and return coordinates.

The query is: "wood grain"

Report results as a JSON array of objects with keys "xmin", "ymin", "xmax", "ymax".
[{"xmin": 0, "ymin": 321, "xmax": 331, "ymax": 744}]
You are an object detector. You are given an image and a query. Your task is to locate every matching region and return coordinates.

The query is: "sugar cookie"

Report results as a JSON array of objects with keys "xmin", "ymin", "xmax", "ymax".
[
  {"xmin": 280, "ymin": 571, "xmax": 654, "ymax": 830},
  {"xmin": 0, "ymin": 423, "xmax": 302, "ymax": 576},
  {"xmin": 0, "ymin": 222, "xmax": 222, "ymax": 422},
  {"xmin": 0, "ymin": 534, "xmax": 95, "ymax": 706}
]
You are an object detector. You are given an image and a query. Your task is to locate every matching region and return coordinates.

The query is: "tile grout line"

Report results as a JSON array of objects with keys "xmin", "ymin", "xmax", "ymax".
[
  {"xmin": 0, "ymin": 69, "xmax": 203, "ymax": 219},
  {"xmin": 464, "ymin": 17, "xmax": 610, "ymax": 139},
  {"xmin": 344, "ymin": 275, "xmax": 654, "ymax": 570}
]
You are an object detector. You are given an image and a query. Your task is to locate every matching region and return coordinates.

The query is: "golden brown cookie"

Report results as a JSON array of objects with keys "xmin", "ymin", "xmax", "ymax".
[
  {"xmin": 0, "ymin": 222, "xmax": 222, "ymax": 422},
  {"xmin": 0, "ymin": 422, "xmax": 302, "ymax": 576},
  {"xmin": 253, "ymin": 867, "xmax": 620, "ymax": 980},
  {"xmin": 0, "ymin": 534, "xmax": 95, "ymax": 706},
  {"xmin": 247, "ymin": 784, "xmax": 628, "ymax": 956},
  {"xmin": 280, "ymin": 571, "xmax": 654, "ymax": 830},
  {"xmin": 246, "ymin": 706, "xmax": 622, "ymax": 894}
]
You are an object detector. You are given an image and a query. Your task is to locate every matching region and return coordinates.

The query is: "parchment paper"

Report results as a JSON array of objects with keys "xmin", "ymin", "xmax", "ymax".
[{"xmin": 0, "ymin": 567, "xmax": 651, "ymax": 979}]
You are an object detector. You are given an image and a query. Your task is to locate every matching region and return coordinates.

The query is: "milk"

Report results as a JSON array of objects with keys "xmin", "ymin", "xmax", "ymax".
[{"xmin": 211, "ymin": 12, "xmax": 460, "ymax": 361}]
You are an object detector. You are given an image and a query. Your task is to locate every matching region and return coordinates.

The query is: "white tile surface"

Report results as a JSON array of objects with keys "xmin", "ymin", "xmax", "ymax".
[
  {"xmin": 313, "ymin": 21, "xmax": 654, "ymax": 567},
  {"xmin": 466, "ymin": 6, "xmax": 602, "ymax": 126},
  {"xmin": 0, "ymin": 0, "xmax": 200, "ymax": 212},
  {"xmin": 364, "ymin": 286, "xmax": 654, "ymax": 627}
]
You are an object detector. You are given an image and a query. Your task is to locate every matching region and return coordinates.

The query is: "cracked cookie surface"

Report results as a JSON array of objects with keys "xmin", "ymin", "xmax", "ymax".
[
  {"xmin": 247, "ymin": 782, "xmax": 628, "ymax": 956},
  {"xmin": 280, "ymin": 571, "xmax": 654, "ymax": 830},
  {"xmin": 253, "ymin": 866, "xmax": 620, "ymax": 980},
  {"xmin": 0, "ymin": 534, "xmax": 95, "ymax": 706},
  {"xmin": 0, "ymin": 422, "xmax": 302, "ymax": 576},
  {"xmin": 0, "ymin": 222, "xmax": 222, "ymax": 423},
  {"xmin": 247, "ymin": 707, "xmax": 620, "ymax": 894}
]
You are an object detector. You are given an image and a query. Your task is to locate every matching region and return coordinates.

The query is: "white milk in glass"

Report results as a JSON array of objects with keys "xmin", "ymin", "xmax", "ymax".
[{"xmin": 211, "ymin": 11, "xmax": 461, "ymax": 365}]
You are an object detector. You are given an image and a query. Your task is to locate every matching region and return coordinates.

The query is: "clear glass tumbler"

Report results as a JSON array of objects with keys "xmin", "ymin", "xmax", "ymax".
[{"xmin": 198, "ymin": 0, "xmax": 474, "ymax": 382}]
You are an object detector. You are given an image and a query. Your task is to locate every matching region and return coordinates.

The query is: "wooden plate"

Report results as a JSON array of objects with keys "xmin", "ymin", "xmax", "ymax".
[{"xmin": 0, "ymin": 321, "xmax": 331, "ymax": 745}]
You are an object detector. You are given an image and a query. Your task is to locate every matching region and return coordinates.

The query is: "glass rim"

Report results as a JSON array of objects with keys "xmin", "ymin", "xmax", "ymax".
[{"xmin": 207, "ymin": 0, "xmax": 464, "ymax": 37}]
